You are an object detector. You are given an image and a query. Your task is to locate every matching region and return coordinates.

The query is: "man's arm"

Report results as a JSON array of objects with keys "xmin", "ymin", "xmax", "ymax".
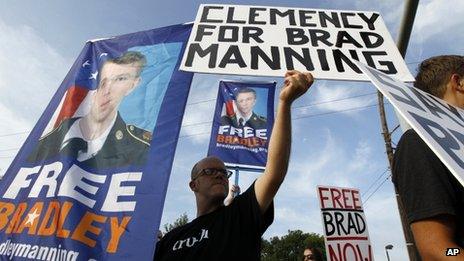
[
  {"xmin": 411, "ymin": 215, "xmax": 464, "ymax": 260},
  {"xmin": 255, "ymin": 70, "xmax": 313, "ymax": 213}
]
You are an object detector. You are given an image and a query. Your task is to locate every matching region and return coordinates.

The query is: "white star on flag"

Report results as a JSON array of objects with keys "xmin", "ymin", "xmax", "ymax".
[
  {"xmin": 89, "ymin": 71, "xmax": 98, "ymax": 80},
  {"xmin": 82, "ymin": 60, "xmax": 90, "ymax": 67},
  {"xmin": 25, "ymin": 209, "xmax": 40, "ymax": 225}
]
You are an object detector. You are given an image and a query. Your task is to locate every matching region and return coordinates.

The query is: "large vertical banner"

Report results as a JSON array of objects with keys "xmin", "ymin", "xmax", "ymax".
[
  {"xmin": 0, "ymin": 24, "xmax": 193, "ymax": 260},
  {"xmin": 317, "ymin": 186, "xmax": 374, "ymax": 261},
  {"xmin": 208, "ymin": 81, "xmax": 275, "ymax": 168}
]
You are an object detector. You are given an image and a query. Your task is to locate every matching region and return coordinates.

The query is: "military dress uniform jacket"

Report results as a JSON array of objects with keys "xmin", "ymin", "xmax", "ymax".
[
  {"xmin": 27, "ymin": 113, "xmax": 151, "ymax": 169},
  {"xmin": 220, "ymin": 112, "xmax": 267, "ymax": 129}
]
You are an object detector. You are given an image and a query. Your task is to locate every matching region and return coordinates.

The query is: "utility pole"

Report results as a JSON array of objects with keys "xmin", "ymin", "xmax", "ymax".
[{"xmin": 377, "ymin": 0, "xmax": 420, "ymax": 260}]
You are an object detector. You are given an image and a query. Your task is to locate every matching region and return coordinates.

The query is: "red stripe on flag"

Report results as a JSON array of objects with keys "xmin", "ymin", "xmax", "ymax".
[
  {"xmin": 225, "ymin": 101, "xmax": 235, "ymax": 117},
  {"xmin": 54, "ymin": 86, "xmax": 89, "ymax": 128}
]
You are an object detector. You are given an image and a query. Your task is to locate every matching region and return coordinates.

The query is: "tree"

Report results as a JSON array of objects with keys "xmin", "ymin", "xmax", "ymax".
[
  {"xmin": 163, "ymin": 213, "xmax": 189, "ymax": 234},
  {"xmin": 261, "ymin": 230, "xmax": 326, "ymax": 261}
]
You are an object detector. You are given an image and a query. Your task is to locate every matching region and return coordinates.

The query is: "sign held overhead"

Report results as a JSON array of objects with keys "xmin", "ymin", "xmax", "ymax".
[{"xmin": 181, "ymin": 4, "xmax": 414, "ymax": 82}]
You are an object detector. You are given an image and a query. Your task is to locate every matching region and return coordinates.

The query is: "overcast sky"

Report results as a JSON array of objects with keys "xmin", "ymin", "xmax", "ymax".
[{"xmin": 0, "ymin": 0, "xmax": 463, "ymax": 260}]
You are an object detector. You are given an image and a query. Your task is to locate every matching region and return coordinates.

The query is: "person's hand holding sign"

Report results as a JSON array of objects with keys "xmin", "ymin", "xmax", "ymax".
[{"xmin": 280, "ymin": 70, "xmax": 314, "ymax": 104}]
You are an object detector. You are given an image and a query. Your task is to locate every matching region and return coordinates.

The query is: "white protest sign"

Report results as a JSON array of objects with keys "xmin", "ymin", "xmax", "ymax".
[
  {"xmin": 317, "ymin": 186, "xmax": 374, "ymax": 261},
  {"xmin": 355, "ymin": 61, "xmax": 464, "ymax": 187},
  {"xmin": 180, "ymin": 4, "xmax": 414, "ymax": 82}
]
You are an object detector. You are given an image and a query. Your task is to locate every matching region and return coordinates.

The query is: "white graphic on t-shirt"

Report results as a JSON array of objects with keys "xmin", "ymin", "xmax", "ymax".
[{"xmin": 172, "ymin": 229, "xmax": 209, "ymax": 251}]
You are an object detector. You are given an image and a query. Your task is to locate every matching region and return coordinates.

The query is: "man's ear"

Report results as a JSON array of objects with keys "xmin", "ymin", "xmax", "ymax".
[{"xmin": 451, "ymin": 74, "xmax": 464, "ymax": 92}]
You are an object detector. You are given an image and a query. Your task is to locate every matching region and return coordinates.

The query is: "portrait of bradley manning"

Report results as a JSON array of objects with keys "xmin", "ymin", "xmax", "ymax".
[{"xmin": 27, "ymin": 51, "xmax": 153, "ymax": 169}]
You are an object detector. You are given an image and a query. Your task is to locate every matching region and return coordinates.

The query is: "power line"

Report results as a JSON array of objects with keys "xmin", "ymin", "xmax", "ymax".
[
  {"xmin": 182, "ymin": 92, "xmax": 379, "ymax": 127},
  {"xmin": 0, "ymin": 148, "xmax": 21, "ymax": 152},
  {"xmin": 292, "ymin": 92, "xmax": 377, "ymax": 110},
  {"xmin": 0, "ymin": 91, "xmax": 380, "ymax": 138},
  {"xmin": 361, "ymin": 167, "xmax": 390, "ymax": 197},
  {"xmin": 292, "ymin": 102, "xmax": 387, "ymax": 120},
  {"xmin": 0, "ymin": 131, "xmax": 30, "ymax": 138},
  {"xmin": 0, "ymin": 101, "xmax": 389, "ymax": 155},
  {"xmin": 180, "ymin": 102, "xmax": 388, "ymax": 140},
  {"xmin": 363, "ymin": 174, "xmax": 392, "ymax": 206}
]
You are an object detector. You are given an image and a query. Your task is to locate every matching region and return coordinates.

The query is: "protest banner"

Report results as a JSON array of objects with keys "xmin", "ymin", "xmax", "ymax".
[
  {"xmin": 180, "ymin": 4, "xmax": 414, "ymax": 82},
  {"xmin": 207, "ymin": 81, "xmax": 275, "ymax": 168},
  {"xmin": 317, "ymin": 186, "xmax": 373, "ymax": 261},
  {"xmin": 0, "ymin": 24, "xmax": 193, "ymax": 260},
  {"xmin": 356, "ymin": 60, "xmax": 464, "ymax": 187}
]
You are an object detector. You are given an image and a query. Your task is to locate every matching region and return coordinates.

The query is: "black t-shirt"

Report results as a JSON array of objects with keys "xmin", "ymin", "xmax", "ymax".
[
  {"xmin": 154, "ymin": 182, "xmax": 274, "ymax": 261},
  {"xmin": 392, "ymin": 129, "xmax": 464, "ymax": 245}
]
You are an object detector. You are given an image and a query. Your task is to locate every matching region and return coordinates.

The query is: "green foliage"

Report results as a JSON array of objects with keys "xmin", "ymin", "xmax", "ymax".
[
  {"xmin": 261, "ymin": 230, "xmax": 326, "ymax": 261},
  {"xmin": 163, "ymin": 213, "xmax": 189, "ymax": 233}
]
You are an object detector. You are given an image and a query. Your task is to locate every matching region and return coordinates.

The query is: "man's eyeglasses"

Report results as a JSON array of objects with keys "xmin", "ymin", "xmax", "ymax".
[
  {"xmin": 303, "ymin": 254, "xmax": 314, "ymax": 261},
  {"xmin": 193, "ymin": 168, "xmax": 233, "ymax": 180}
]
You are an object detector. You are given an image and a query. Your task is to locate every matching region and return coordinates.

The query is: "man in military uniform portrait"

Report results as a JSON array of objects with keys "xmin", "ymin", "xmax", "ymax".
[
  {"xmin": 220, "ymin": 87, "xmax": 267, "ymax": 129},
  {"xmin": 28, "ymin": 51, "xmax": 152, "ymax": 169}
]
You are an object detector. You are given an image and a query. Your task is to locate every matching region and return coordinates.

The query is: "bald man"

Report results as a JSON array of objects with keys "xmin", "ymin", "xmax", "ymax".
[{"xmin": 154, "ymin": 70, "xmax": 314, "ymax": 261}]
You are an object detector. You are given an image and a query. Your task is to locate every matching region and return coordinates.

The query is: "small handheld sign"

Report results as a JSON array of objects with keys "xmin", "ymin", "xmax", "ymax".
[{"xmin": 317, "ymin": 185, "xmax": 374, "ymax": 261}]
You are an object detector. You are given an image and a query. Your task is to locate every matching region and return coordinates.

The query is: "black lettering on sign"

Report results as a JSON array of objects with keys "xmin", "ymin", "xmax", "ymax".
[
  {"xmin": 286, "ymin": 28, "xmax": 309, "ymax": 45},
  {"xmin": 323, "ymin": 212, "xmax": 335, "ymax": 236},
  {"xmin": 185, "ymin": 43, "xmax": 218, "ymax": 68},
  {"xmin": 323, "ymin": 211, "xmax": 367, "ymax": 236},
  {"xmin": 335, "ymin": 31, "xmax": 363, "ymax": 48},
  {"xmin": 195, "ymin": 25, "xmax": 216, "ymax": 42},
  {"xmin": 333, "ymin": 49, "xmax": 361, "ymax": 73},
  {"xmin": 319, "ymin": 11, "xmax": 341, "ymax": 28},
  {"xmin": 360, "ymin": 32, "xmax": 384, "ymax": 48},
  {"xmin": 248, "ymin": 8, "xmax": 267, "ymax": 25},
  {"xmin": 340, "ymin": 12, "xmax": 363, "ymax": 29},
  {"xmin": 200, "ymin": 6, "xmax": 223, "ymax": 23},
  {"xmin": 410, "ymin": 112, "xmax": 464, "ymax": 169},
  {"xmin": 354, "ymin": 213, "xmax": 366, "ymax": 233},
  {"xmin": 358, "ymin": 13, "xmax": 379, "ymax": 30},
  {"xmin": 363, "ymin": 51, "xmax": 397, "ymax": 74},
  {"xmin": 308, "ymin": 29, "xmax": 332, "ymax": 47},
  {"xmin": 317, "ymin": 49, "xmax": 330, "ymax": 71},
  {"xmin": 334, "ymin": 212, "xmax": 347, "ymax": 235},
  {"xmin": 365, "ymin": 66, "xmax": 422, "ymax": 110},
  {"xmin": 218, "ymin": 26, "xmax": 239, "ymax": 42},
  {"xmin": 299, "ymin": 10, "xmax": 317, "ymax": 27},
  {"xmin": 226, "ymin": 7, "xmax": 246, "ymax": 24},
  {"xmin": 250, "ymin": 46, "xmax": 281, "ymax": 70},
  {"xmin": 242, "ymin": 27, "xmax": 264, "ymax": 44},
  {"xmin": 218, "ymin": 45, "xmax": 246, "ymax": 68},
  {"xmin": 270, "ymin": 8, "xmax": 296, "ymax": 25},
  {"xmin": 284, "ymin": 47, "xmax": 315, "ymax": 71}
]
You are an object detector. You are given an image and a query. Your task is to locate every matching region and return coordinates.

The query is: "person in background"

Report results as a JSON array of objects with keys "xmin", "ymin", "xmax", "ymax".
[
  {"xmin": 302, "ymin": 245, "xmax": 323, "ymax": 261},
  {"xmin": 224, "ymin": 184, "xmax": 240, "ymax": 206}
]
